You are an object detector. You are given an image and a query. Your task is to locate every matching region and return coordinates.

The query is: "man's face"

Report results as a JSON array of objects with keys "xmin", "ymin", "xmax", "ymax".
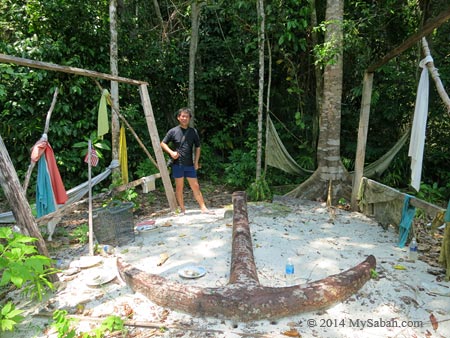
[{"xmin": 177, "ymin": 112, "xmax": 191, "ymax": 127}]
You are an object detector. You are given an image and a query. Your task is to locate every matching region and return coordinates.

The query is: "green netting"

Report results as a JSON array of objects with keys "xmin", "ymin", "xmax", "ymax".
[
  {"xmin": 265, "ymin": 115, "xmax": 409, "ymax": 179},
  {"xmin": 265, "ymin": 116, "xmax": 313, "ymax": 176},
  {"xmin": 357, "ymin": 177, "xmax": 404, "ymax": 227}
]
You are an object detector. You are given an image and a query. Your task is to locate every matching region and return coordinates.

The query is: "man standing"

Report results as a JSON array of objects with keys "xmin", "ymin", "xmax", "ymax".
[{"xmin": 161, "ymin": 107, "xmax": 211, "ymax": 215}]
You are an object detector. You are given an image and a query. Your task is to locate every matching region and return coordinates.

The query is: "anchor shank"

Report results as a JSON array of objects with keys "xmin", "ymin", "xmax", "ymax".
[{"xmin": 229, "ymin": 191, "xmax": 260, "ymax": 285}]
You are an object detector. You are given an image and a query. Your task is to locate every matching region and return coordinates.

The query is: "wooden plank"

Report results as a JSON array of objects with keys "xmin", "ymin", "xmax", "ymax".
[
  {"xmin": 113, "ymin": 174, "xmax": 161, "ymax": 192},
  {"xmin": 139, "ymin": 84, "xmax": 177, "ymax": 211},
  {"xmin": 0, "ymin": 53, "xmax": 148, "ymax": 85},
  {"xmin": 351, "ymin": 72, "xmax": 374, "ymax": 210}
]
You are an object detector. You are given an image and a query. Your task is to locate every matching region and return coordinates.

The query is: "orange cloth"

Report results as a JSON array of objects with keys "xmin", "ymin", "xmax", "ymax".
[{"xmin": 31, "ymin": 139, "xmax": 68, "ymax": 205}]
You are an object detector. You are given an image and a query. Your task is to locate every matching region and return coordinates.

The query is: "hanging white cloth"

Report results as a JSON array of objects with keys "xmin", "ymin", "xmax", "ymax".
[{"xmin": 408, "ymin": 56, "xmax": 432, "ymax": 191}]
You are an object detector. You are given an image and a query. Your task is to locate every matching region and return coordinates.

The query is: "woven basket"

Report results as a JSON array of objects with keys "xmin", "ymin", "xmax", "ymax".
[{"xmin": 93, "ymin": 201, "xmax": 135, "ymax": 246}]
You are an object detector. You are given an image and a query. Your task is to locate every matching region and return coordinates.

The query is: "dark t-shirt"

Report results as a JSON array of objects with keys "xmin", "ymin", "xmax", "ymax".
[{"xmin": 162, "ymin": 126, "xmax": 200, "ymax": 166}]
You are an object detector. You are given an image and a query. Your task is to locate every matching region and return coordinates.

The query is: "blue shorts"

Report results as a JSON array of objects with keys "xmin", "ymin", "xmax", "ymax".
[{"xmin": 172, "ymin": 165, "xmax": 197, "ymax": 179}]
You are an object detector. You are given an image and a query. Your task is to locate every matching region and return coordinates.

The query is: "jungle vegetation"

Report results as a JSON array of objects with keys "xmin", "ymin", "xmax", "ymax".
[{"xmin": 1, "ymin": 0, "xmax": 449, "ymax": 206}]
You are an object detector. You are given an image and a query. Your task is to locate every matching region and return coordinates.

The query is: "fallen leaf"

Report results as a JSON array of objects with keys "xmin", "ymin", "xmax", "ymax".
[
  {"xmin": 393, "ymin": 265, "xmax": 407, "ymax": 270},
  {"xmin": 157, "ymin": 253, "xmax": 169, "ymax": 266},
  {"xmin": 282, "ymin": 328, "xmax": 301, "ymax": 337},
  {"xmin": 160, "ymin": 309, "xmax": 170, "ymax": 322},
  {"xmin": 430, "ymin": 313, "xmax": 438, "ymax": 331}
]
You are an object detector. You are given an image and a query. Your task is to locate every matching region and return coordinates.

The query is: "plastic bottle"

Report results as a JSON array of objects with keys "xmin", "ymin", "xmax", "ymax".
[
  {"xmin": 409, "ymin": 237, "xmax": 418, "ymax": 262},
  {"xmin": 102, "ymin": 245, "xmax": 115, "ymax": 255},
  {"xmin": 285, "ymin": 257, "xmax": 295, "ymax": 284}
]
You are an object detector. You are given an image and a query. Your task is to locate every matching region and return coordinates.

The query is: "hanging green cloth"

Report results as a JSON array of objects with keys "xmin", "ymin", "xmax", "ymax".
[
  {"xmin": 97, "ymin": 89, "xmax": 110, "ymax": 139},
  {"xmin": 398, "ymin": 195, "xmax": 416, "ymax": 248}
]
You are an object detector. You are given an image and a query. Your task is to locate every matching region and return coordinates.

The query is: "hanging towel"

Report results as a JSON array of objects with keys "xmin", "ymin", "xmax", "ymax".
[
  {"xmin": 36, "ymin": 155, "xmax": 57, "ymax": 217},
  {"xmin": 119, "ymin": 125, "xmax": 129, "ymax": 184},
  {"xmin": 408, "ymin": 56, "xmax": 432, "ymax": 191},
  {"xmin": 31, "ymin": 136, "xmax": 68, "ymax": 206},
  {"xmin": 445, "ymin": 200, "xmax": 450, "ymax": 223},
  {"xmin": 398, "ymin": 195, "xmax": 416, "ymax": 248},
  {"xmin": 97, "ymin": 89, "xmax": 110, "ymax": 139}
]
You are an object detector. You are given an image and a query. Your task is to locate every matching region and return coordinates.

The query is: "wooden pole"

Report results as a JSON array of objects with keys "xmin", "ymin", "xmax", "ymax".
[
  {"xmin": 22, "ymin": 87, "xmax": 59, "ymax": 193},
  {"xmin": 0, "ymin": 53, "xmax": 147, "ymax": 85},
  {"xmin": 139, "ymin": 84, "xmax": 177, "ymax": 211},
  {"xmin": 88, "ymin": 140, "xmax": 94, "ymax": 256},
  {"xmin": 421, "ymin": 37, "xmax": 450, "ymax": 113},
  {"xmin": 351, "ymin": 72, "xmax": 374, "ymax": 211},
  {"xmin": 367, "ymin": 6, "xmax": 450, "ymax": 73}
]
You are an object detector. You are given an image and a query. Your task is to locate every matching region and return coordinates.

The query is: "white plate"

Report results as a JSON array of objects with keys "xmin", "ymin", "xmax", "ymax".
[
  {"xmin": 77, "ymin": 256, "xmax": 103, "ymax": 268},
  {"xmin": 178, "ymin": 266, "xmax": 206, "ymax": 279},
  {"xmin": 86, "ymin": 270, "xmax": 116, "ymax": 286},
  {"xmin": 136, "ymin": 224, "xmax": 158, "ymax": 232}
]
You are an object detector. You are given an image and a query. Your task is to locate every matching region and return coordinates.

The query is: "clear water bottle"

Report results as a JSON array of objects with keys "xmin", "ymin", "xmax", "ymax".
[
  {"xmin": 285, "ymin": 257, "xmax": 295, "ymax": 284},
  {"xmin": 409, "ymin": 237, "xmax": 418, "ymax": 262}
]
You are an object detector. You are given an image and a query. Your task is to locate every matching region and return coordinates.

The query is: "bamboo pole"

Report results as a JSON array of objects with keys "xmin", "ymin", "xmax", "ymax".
[
  {"xmin": 367, "ymin": 6, "xmax": 450, "ymax": 73},
  {"xmin": 421, "ymin": 37, "xmax": 450, "ymax": 113},
  {"xmin": 139, "ymin": 84, "xmax": 177, "ymax": 211},
  {"xmin": 0, "ymin": 53, "xmax": 147, "ymax": 85},
  {"xmin": 22, "ymin": 87, "xmax": 59, "ymax": 193}
]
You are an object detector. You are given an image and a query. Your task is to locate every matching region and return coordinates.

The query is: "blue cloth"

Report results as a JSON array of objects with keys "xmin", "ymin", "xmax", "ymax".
[
  {"xmin": 36, "ymin": 156, "xmax": 56, "ymax": 217},
  {"xmin": 398, "ymin": 195, "xmax": 416, "ymax": 248},
  {"xmin": 444, "ymin": 200, "xmax": 450, "ymax": 223}
]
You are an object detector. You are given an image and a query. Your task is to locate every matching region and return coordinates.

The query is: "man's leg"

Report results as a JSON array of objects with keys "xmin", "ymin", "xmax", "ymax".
[
  {"xmin": 174, "ymin": 177, "xmax": 185, "ymax": 213},
  {"xmin": 186, "ymin": 177, "xmax": 209, "ymax": 213}
]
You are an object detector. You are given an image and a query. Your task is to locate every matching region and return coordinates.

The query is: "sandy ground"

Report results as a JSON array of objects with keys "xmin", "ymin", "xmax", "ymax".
[{"xmin": 4, "ymin": 196, "xmax": 450, "ymax": 338}]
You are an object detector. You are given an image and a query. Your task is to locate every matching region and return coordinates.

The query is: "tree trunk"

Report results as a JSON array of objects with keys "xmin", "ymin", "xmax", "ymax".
[
  {"xmin": 256, "ymin": 0, "xmax": 265, "ymax": 180},
  {"xmin": 117, "ymin": 191, "xmax": 375, "ymax": 321},
  {"xmin": 188, "ymin": 1, "xmax": 203, "ymax": 121},
  {"xmin": 310, "ymin": 0, "xmax": 322, "ymax": 154},
  {"xmin": 286, "ymin": 0, "xmax": 351, "ymax": 204}
]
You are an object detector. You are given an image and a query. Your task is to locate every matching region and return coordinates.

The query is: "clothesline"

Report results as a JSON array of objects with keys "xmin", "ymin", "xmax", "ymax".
[{"xmin": 0, "ymin": 160, "xmax": 119, "ymax": 225}]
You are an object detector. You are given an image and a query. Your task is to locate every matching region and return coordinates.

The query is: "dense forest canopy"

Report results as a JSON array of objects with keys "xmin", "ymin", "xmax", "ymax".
[{"xmin": 1, "ymin": 0, "xmax": 449, "ymax": 204}]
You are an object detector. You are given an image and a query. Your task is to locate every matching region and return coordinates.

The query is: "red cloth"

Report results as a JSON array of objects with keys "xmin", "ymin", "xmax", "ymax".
[{"xmin": 31, "ymin": 140, "xmax": 68, "ymax": 205}]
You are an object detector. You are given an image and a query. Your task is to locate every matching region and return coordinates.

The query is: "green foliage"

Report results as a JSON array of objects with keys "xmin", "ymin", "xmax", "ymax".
[
  {"xmin": 0, "ymin": 228, "xmax": 56, "ymax": 300},
  {"xmin": 247, "ymin": 175, "xmax": 272, "ymax": 202},
  {"xmin": 370, "ymin": 268, "xmax": 379, "ymax": 280},
  {"xmin": 0, "ymin": 227, "xmax": 57, "ymax": 332},
  {"xmin": 414, "ymin": 182, "xmax": 447, "ymax": 207},
  {"xmin": 72, "ymin": 131, "xmax": 111, "ymax": 160},
  {"xmin": 52, "ymin": 310, "xmax": 125, "ymax": 338},
  {"xmin": 70, "ymin": 223, "xmax": 89, "ymax": 245},
  {"xmin": 0, "ymin": 302, "xmax": 24, "ymax": 332},
  {"xmin": 134, "ymin": 159, "xmax": 159, "ymax": 178},
  {"xmin": 224, "ymin": 149, "xmax": 256, "ymax": 190},
  {"xmin": 1, "ymin": 0, "xmax": 450, "ymax": 203},
  {"xmin": 93, "ymin": 315, "xmax": 125, "ymax": 337},
  {"xmin": 52, "ymin": 310, "xmax": 77, "ymax": 338}
]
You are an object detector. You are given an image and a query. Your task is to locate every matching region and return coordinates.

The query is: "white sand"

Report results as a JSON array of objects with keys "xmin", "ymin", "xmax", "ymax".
[{"xmin": 6, "ymin": 197, "xmax": 450, "ymax": 337}]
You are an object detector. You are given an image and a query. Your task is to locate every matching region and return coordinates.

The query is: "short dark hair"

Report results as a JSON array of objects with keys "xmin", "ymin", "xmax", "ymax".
[{"xmin": 177, "ymin": 107, "xmax": 192, "ymax": 117}]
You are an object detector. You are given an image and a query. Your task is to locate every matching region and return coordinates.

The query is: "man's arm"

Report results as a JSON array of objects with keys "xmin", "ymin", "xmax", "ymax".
[
  {"xmin": 194, "ymin": 147, "xmax": 201, "ymax": 169},
  {"xmin": 161, "ymin": 141, "xmax": 179, "ymax": 159}
]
